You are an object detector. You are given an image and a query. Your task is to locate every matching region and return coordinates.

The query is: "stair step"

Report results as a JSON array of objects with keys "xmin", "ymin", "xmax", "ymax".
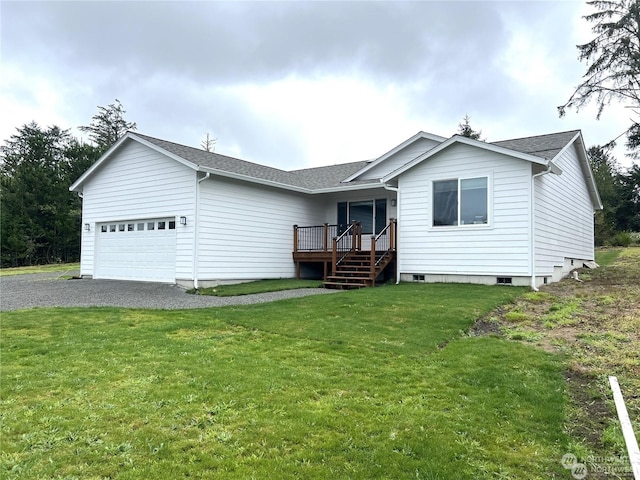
[
  {"xmin": 335, "ymin": 268, "xmax": 372, "ymax": 273},
  {"xmin": 327, "ymin": 275, "xmax": 372, "ymax": 282},
  {"xmin": 323, "ymin": 281, "xmax": 368, "ymax": 289}
]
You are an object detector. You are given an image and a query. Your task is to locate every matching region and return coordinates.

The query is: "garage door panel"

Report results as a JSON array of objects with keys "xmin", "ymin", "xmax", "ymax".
[{"xmin": 95, "ymin": 218, "xmax": 176, "ymax": 282}]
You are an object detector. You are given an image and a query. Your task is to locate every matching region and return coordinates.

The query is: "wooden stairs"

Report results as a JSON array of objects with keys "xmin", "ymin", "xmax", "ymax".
[
  {"xmin": 323, "ymin": 250, "xmax": 396, "ymax": 289},
  {"xmin": 322, "ymin": 219, "xmax": 397, "ymax": 289}
]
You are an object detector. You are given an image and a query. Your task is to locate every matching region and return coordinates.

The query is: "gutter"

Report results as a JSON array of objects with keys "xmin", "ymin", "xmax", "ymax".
[
  {"xmin": 530, "ymin": 161, "xmax": 562, "ymax": 291},
  {"xmin": 193, "ymin": 172, "xmax": 210, "ymax": 289},
  {"xmin": 382, "ymin": 181, "xmax": 400, "ymax": 284}
]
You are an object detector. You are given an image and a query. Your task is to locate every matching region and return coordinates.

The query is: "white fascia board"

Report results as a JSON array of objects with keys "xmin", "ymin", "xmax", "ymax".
[
  {"xmin": 130, "ymin": 134, "xmax": 314, "ymax": 194},
  {"xmin": 381, "ymin": 135, "xmax": 548, "ymax": 183},
  {"xmin": 189, "ymin": 165, "xmax": 382, "ymax": 194},
  {"xmin": 554, "ymin": 131, "xmax": 602, "ymax": 210},
  {"xmin": 69, "ymin": 133, "xmax": 135, "ymax": 191},
  {"xmin": 68, "ymin": 132, "xmax": 201, "ymax": 192},
  {"xmin": 342, "ymin": 131, "xmax": 447, "ymax": 182},
  {"xmin": 197, "ymin": 166, "xmax": 312, "ymax": 194},
  {"xmin": 308, "ymin": 183, "xmax": 386, "ymax": 194}
]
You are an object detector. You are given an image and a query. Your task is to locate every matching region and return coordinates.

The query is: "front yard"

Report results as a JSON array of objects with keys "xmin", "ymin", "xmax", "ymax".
[{"xmin": 1, "ymin": 250, "xmax": 638, "ymax": 478}]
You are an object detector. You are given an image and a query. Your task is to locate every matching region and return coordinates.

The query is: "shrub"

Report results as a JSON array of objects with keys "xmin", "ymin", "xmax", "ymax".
[{"xmin": 608, "ymin": 232, "xmax": 632, "ymax": 247}]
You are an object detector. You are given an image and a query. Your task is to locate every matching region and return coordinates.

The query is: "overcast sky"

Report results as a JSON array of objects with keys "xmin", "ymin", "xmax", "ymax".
[{"xmin": 0, "ymin": 0, "xmax": 633, "ymax": 170}]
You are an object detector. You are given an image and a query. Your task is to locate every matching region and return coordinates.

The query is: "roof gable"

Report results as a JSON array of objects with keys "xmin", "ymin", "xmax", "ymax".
[
  {"xmin": 70, "ymin": 132, "xmax": 379, "ymax": 193},
  {"xmin": 381, "ymin": 134, "xmax": 550, "ymax": 183},
  {"xmin": 343, "ymin": 131, "xmax": 446, "ymax": 182},
  {"xmin": 491, "ymin": 130, "xmax": 582, "ymax": 161}
]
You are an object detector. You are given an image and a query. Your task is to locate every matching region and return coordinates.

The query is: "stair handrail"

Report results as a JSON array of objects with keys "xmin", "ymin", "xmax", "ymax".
[
  {"xmin": 332, "ymin": 221, "xmax": 359, "ymax": 267},
  {"xmin": 373, "ymin": 218, "xmax": 396, "ymax": 266}
]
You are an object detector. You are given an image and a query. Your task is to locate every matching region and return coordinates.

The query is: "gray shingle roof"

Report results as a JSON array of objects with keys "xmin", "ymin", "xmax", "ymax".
[
  {"xmin": 289, "ymin": 162, "xmax": 376, "ymax": 189},
  {"xmin": 135, "ymin": 133, "xmax": 304, "ymax": 187},
  {"xmin": 133, "ymin": 129, "xmax": 580, "ymax": 191},
  {"xmin": 491, "ymin": 130, "xmax": 580, "ymax": 160},
  {"xmin": 135, "ymin": 132, "xmax": 376, "ymax": 191}
]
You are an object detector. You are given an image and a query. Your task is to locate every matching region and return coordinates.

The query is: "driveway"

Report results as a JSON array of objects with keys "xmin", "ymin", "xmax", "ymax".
[{"xmin": 0, "ymin": 272, "xmax": 336, "ymax": 312}]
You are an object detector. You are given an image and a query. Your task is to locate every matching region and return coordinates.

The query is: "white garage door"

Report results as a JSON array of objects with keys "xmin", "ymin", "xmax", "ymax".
[{"xmin": 95, "ymin": 218, "xmax": 177, "ymax": 282}]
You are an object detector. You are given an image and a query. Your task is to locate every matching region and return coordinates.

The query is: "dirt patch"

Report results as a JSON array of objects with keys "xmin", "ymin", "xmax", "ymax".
[
  {"xmin": 564, "ymin": 367, "xmax": 612, "ymax": 449},
  {"xmin": 468, "ymin": 317, "xmax": 502, "ymax": 337},
  {"xmin": 470, "ymin": 247, "xmax": 640, "ymax": 470}
]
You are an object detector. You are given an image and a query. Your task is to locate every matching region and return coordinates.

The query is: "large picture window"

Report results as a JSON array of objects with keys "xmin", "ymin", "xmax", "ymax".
[
  {"xmin": 433, "ymin": 177, "xmax": 488, "ymax": 226},
  {"xmin": 337, "ymin": 199, "xmax": 387, "ymax": 234}
]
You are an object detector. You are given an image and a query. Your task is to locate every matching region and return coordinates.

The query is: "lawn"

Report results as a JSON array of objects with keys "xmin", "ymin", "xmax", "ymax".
[
  {"xmin": 190, "ymin": 278, "xmax": 323, "ymax": 296},
  {"xmin": 0, "ymin": 263, "xmax": 80, "ymax": 276},
  {"xmin": 1, "ymin": 283, "xmax": 573, "ymax": 479},
  {"xmin": 492, "ymin": 247, "xmax": 640, "ymax": 476}
]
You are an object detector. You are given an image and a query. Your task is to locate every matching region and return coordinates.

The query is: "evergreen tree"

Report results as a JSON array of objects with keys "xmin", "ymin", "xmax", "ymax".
[
  {"xmin": 457, "ymin": 115, "xmax": 483, "ymax": 140},
  {"xmin": 79, "ymin": 99, "xmax": 137, "ymax": 152},
  {"xmin": 0, "ymin": 123, "xmax": 101, "ymax": 266},
  {"xmin": 588, "ymin": 145, "xmax": 621, "ymax": 244},
  {"xmin": 559, "ymin": 0, "xmax": 640, "ymax": 156},
  {"xmin": 617, "ymin": 164, "xmax": 640, "ymax": 231}
]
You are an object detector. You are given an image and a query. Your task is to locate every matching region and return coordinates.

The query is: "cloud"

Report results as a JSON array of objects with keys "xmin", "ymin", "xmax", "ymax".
[
  {"xmin": 0, "ymin": 1, "xmax": 634, "ymax": 169},
  {"xmin": 3, "ymin": 1, "xmax": 510, "ymax": 83}
]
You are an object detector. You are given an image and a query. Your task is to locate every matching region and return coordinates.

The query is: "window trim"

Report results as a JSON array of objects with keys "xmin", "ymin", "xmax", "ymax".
[{"xmin": 430, "ymin": 174, "xmax": 492, "ymax": 230}]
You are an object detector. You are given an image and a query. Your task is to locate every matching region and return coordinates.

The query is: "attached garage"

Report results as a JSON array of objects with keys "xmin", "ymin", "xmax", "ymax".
[{"xmin": 95, "ymin": 218, "xmax": 177, "ymax": 283}]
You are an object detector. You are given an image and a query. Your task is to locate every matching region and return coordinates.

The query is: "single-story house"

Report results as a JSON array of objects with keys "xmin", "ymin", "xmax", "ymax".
[{"xmin": 69, "ymin": 128, "xmax": 601, "ymax": 289}]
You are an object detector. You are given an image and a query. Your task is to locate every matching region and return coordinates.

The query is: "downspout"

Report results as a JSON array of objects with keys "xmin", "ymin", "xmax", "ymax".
[
  {"xmin": 530, "ymin": 165, "xmax": 554, "ymax": 291},
  {"xmin": 382, "ymin": 182, "xmax": 400, "ymax": 284},
  {"xmin": 193, "ymin": 172, "xmax": 210, "ymax": 289}
]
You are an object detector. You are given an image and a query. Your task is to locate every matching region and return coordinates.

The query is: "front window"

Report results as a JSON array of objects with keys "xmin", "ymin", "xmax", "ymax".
[{"xmin": 433, "ymin": 177, "xmax": 488, "ymax": 226}]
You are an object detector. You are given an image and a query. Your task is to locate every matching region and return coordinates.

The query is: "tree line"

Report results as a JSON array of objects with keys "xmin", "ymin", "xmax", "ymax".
[
  {"xmin": 589, "ymin": 146, "xmax": 640, "ymax": 245},
  {"xmin": 0, "ymin": 101, "xmax": 136, "ymax": 267}
]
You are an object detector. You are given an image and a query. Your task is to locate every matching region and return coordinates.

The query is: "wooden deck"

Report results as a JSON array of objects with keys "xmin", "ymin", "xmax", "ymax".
[{"xmin": 293, "ymin": 220, "xmax": 397, "ymax": 288}]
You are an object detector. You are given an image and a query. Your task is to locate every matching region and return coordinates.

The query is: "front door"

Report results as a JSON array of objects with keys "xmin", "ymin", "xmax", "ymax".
[{"xmin": 337, "ymin": 199, "xmax": 387, "ymax": 234}]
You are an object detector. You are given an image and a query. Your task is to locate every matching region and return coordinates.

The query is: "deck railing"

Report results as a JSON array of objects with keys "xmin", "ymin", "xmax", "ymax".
[
  {"xmin": 293, "ymin": 224, "xmax": 339, "ymax": 252},
  {"xmin": 369, "ymin": 219, "xmax": 396, "ymax": 279},
  {"xmin": 332, "ymin": 221, "xmax": 361, "ymax": 267},
  {"xmin": 294, "ymin": 221, "xmax": 396, "ymax": 255},
  {"xmin": 372, "ymin": 218, "xmax": 396, "ymax": 264}
]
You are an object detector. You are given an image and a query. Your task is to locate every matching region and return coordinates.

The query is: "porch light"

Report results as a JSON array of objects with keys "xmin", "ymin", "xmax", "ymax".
[
  {"xmin": 180, "ymin": 216, "xmax": 187, "ymax": 226},
  {"xmin": 84, "ymin": 223, "xmax": 90, "ymax": 232},
  {"xmin": 391, "ymin": 199, "xmax": 397, "ymax": 207}
]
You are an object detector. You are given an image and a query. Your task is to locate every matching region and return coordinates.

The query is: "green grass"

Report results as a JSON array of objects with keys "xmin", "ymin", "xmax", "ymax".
[
  {"xmin": 190, "ymin": 278, "xmax": 323, "ymax": 296},
  {"xmin": 594, "ymin": 248, "xmax": 622, "ymax": 267},
  {"xmin": 0, "ymin": 263, "xmax": 80, "ymax": 276},
  {"xmin": 489, "ymin": 247, "xmax": 640, "ymax": 472},
  {"xmin": 1, "ymin": 283, "xmax": 573, "ymax": 479}
]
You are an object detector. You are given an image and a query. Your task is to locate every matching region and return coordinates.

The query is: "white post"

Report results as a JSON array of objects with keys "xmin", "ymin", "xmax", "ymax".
[{"xmin": 609, "ymin": 376, "xmax": 640, "ymax": 479}]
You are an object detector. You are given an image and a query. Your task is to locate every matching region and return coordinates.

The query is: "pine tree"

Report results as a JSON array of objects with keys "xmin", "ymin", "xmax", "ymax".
[
  {"xmin": 457, "ymin": 115, "xmax": 483, "ymax": 140},
  {"xmin": 79, "ymin": 99, "xmax": 137, "ymax": 152},
  {"xmin": 559, "ymin": 0, "xmax": 640, "ymax": 156}
]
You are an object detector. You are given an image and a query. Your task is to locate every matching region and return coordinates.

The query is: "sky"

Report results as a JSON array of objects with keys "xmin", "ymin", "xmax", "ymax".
[{"xmin": 0, "ymin": 0, "xmax": 634, "ymax": 170}]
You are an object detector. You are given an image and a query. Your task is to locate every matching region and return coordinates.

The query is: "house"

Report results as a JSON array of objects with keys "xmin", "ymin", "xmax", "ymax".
[{"xmin": 69, "ymin": 129, "xmax": 601, "ymax": 289}]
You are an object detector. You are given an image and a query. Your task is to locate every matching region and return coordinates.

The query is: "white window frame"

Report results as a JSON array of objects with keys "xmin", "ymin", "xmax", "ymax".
[{"xmin": 430, "ymin": 174, "xmax": 492, "ymax": 230}]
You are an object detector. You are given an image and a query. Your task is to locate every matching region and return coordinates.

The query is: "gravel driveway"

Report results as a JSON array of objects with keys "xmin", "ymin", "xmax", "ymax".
[{"xmin": 0, "ymin": 272, "xmax": 337, "ymax": 312}]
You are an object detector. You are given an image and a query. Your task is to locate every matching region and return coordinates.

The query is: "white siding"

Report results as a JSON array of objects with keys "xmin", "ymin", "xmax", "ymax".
[
  {"xmin": 358, "ymin": 138, "xmax": 441, "ymax": 180},
  {"xmin": 534, "ymin": 143, "xmax": 595, "ymax": 274},
  {"xmin": 197, "ymin": 177, "xmax": 323, "ymax": 280},
  {"xmin": 397, "ymin": 143, "xmax": 532, "ymax": 277},
  {"xmin": 79, "ymin": 140, "xmax": 196, "ymax": 280}
]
